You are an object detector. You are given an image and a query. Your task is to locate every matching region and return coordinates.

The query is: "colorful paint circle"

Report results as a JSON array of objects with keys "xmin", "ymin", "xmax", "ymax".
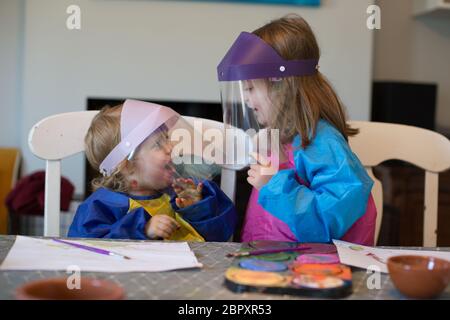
[
  {"xmin": 248, "ymin": 241, "xmax": 297, "ymax": 250},
  {"xmin": 290, "ymin": 263, "xmax": 344, "ymax": 277},
  {"xmin": 300, "ymin": 243, "xmax": 337, "ymax": 254},
  {"xmin": 349, "ymin": 245, "xmax": 365, "ymax": 251},
  {"xmin": 292, "ymin": 275, "xmax": 344, "ymax": 289},
  {"xmin": 239, "ymin": 259, "xmax": 288, "ymax": 272},
  {"xmin": 225, "ymin": 267, "xmax": 287, "ymax": 286},
  {"xmin": 254, "ymin": 252, "xmax": 296, "ymax": 261},
  {"xmin": 295, "ymin": 254, "xmax": 340, "ymax": 265}
]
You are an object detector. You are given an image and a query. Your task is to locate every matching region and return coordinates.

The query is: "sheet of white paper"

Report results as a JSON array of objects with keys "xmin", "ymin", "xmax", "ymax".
[
  {"xmin": 0, "ymin": 236, "xmax": 203, "ymax": 272},
  {"xmin": 333, "ymin": 239, "xmax": 450, "ymax": 273}
]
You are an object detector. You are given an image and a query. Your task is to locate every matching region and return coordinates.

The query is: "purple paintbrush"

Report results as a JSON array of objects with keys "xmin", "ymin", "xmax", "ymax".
[
  {"xmin": 226, "ymin": 246, "xmax": 311, "ymax": 258},
  {"xmin": 52, "ymin": 238, "xmax": 131, "ymax": 260}
]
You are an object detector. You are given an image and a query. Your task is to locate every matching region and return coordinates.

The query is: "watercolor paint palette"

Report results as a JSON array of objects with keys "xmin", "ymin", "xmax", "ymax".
[{"xmin": 224, "ymin": 241, "xmax": 353, "ymax": 298}]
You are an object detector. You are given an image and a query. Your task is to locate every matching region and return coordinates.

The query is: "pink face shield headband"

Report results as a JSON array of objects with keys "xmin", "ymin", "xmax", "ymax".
[{"xmin": 99, "ymin": 99, "xmax": 179, "ymax": 177}]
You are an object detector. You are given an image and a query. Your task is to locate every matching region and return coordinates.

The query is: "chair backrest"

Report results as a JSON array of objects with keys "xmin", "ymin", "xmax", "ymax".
[
  {"xmin": 28, "ymin": 111, "xmax": 238, "ymax": 237},
  {"xmin": 0, "ymin": 148, "xmax": 21, "ymax": 234},
  {"xmin": 348, "ymin": 121, "xmax": 450, "ymax": 246}
]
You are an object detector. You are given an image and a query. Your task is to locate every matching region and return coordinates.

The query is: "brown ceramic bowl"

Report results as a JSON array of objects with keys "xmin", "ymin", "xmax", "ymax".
[
  {"xmin": 15, "ymin": 277, "xmax": 125, "ymax": 300},
  {"xmin": 387, "ymin": 255, "xmax": 450, "ymax": 299}
]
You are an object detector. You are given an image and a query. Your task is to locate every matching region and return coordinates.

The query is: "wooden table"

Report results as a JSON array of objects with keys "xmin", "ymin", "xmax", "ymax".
[{"xmin": 0, "ymin": 236, "xmax": 449, "ymax": 300}]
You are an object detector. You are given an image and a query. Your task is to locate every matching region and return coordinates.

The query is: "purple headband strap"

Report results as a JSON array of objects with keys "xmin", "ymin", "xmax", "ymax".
[{"xmin": 217, "ymin": 32, "xmax": 319, "ymax": 81}]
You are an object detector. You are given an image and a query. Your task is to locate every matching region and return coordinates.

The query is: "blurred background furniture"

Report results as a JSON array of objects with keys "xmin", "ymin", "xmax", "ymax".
[
  {"xmin": 9, "ymin": 200, "xmax": 81, "ymax": 236},
  {"xmin": 0, "ymin": 148, "xmax": 21, "ymax": 234},
  {"xmin": 373, "ymin": 161, "xmax": 450, "ymax": 246},
  {"xmin": 372, "ymin": 81, "xmax": 437, "ymax": 131},
  {"xmin": 6, "ymin": 171, "xmax": 76, "ymax": 236},
  {"xmin": 367, "ymin": 80, "xmax": 450, "ymax": 246},
  {"xmin": 349, "ymin": 121, "xmax": 450, "ymax": 247}
]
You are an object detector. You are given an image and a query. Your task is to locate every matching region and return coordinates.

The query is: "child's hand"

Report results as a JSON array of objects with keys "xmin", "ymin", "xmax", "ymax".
[
  {"xmin": 145, "ymin": 215, "xmax": 180, "ymax": 240},
  {"xmin": 172, "ymin": 178, "xmax": 203, "ymax": 208},
  {"xmin": 247, "ymin": 152, "xmax": 273, "ymax": 190}
]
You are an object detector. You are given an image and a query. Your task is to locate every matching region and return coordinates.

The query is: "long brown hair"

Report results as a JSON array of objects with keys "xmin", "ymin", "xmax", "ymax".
[{"xmin": 252, "ymin": 14, "xmax": 358, "ymax": 148}]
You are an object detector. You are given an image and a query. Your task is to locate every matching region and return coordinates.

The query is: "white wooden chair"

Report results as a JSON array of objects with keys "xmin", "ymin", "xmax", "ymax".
[
  {"xmin": 28, "ymin": 111, "xmax": 238, "ymax": 237},
  {"xmin": 348, "ymin": 121, "xmax": 450, "ymax": 247},
  {"xmin": 0, "ymin": 148, "xmax": 21, "ymax": 234}
]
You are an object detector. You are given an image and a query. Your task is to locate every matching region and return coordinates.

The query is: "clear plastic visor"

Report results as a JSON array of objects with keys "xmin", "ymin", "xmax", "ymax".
[
  {"xmin": 128, "ymin": 115, "xmax": 223, "ymax": 182},
  {"xmin": 220, "ymin": 80, "xmax": 279, "ymax": 171}
]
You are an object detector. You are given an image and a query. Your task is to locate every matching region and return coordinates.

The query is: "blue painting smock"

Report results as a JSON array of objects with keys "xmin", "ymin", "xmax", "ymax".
[
  {"xmin": 255, "ymin": 119, "xmax": 376, "ymax": 243},
  {"xmin": 68, "ymin": 180, "xmax": 237, "ymax": 241}
]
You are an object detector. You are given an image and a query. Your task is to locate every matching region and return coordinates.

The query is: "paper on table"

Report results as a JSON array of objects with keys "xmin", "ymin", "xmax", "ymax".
[
  {"xmin": 0, "ymin": 236, "xmax": 203, "ymax": 272},
  {"xmin": 333, "ymin": 239, "xmax": 450, "ymax": 273}
]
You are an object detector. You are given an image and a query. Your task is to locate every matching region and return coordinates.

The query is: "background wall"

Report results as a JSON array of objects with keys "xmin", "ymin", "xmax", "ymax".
[
  {"xmin": 0, "ymin": 0, "xmax": 24, "ymax": 148},
  {"xmin": 373, "ymin": 0, "xmax": 450, "ymax": 132},
  {"xmin": 1, "ymin": 0, "xmax": 375, "ymax": 195}
]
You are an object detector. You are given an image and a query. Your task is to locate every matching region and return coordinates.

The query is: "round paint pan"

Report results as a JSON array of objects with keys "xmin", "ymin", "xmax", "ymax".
[
  {"xmin": 253, "ymin": 252, "xmax": 297, "ymax": 262},
  {"xmin": 248, "ymin": 241, "xmax": 297, "ymax": 250},
  {"xmin": 239, "ymin": 259, "xmax": 288, "ymax": 272},
  {"xmin": 295, "ymin": 253, "xmax": 340, "ymax": 265},
  {"xmin": 225, "ymin": 268, "xmax": 287, "ymax": 287},
  {"xmin": 292, "ymin": 275, "xmax": 345, "ymax": 289},
  {"xmin": 299, "ymin": 243, "xmax": 337, "ymax": 254},
  {"xmin": 290, "ymin": 263, "xmax": 345, "ymax": 277}
]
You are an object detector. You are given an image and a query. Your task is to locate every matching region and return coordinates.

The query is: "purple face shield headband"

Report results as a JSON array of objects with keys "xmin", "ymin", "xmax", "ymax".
[
  {"xmin": 217, "ymin": 32, "xmax": 319, "ymax": 81},
  {"xmin": 99, "ymin": 99, "xmax": 179, "ymax": 177}
]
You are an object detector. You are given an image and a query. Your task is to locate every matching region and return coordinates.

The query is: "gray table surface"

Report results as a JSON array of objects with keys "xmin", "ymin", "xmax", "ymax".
[{"xmin": 0, "ymin": 236, "xmax": 449, "ymax": 300}]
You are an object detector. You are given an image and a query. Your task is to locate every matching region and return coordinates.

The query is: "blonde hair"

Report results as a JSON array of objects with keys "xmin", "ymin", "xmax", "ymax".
[
  {"xmin": 85, "ymin": 104, "xmax": 132, "ymax": 193},
  {"xmin": 252, "ymin": 14, "xmax": 358, "ymax": 148}
]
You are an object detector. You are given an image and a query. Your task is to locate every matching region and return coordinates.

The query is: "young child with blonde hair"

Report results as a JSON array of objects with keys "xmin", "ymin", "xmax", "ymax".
[{"xmin": 69, "ymin": 100, "xmax": 237, "ymax": 241}]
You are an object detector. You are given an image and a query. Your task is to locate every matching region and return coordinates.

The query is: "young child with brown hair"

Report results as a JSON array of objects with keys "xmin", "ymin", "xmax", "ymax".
[{"xmin": 217, "ymin": 14, "xmax": 377, "ymax": 245}]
